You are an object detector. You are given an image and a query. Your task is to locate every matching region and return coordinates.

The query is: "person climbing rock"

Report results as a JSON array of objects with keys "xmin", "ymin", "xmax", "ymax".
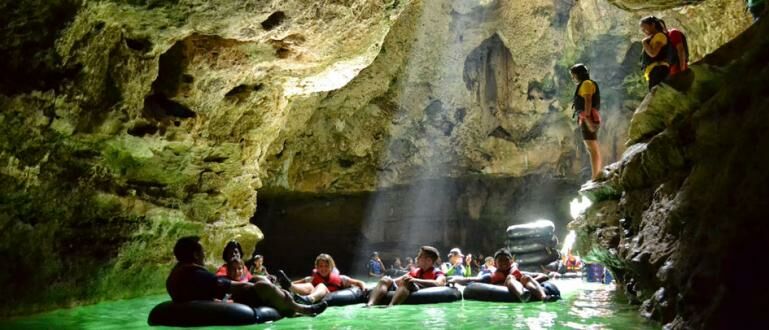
[
  {"xmin": 569, "ymin": 63, "xmax": 602, "ymax": 181},
  {"xmin": 746, "ymin": 0, "xmax": 766, "ymax": 21},
  {"xmin": 166, "ymin": 236, "xmax": 328, "ymax": 317},
  {"xmin": 640, "ymin": 16, "xmax": 671, "ymax": 90}
]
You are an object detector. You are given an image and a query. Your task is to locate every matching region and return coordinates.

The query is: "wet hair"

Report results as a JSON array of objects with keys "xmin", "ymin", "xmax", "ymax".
[
  {"xmin": 419, "ymin": 246, "xmax": 440, "ymax": 262},
  {"xmin": 493, "ymin": 248, "xmax": 513, "ymax": 260},
  {"xmin": 315, "ymin": 253, "xmax": 337, "ymax": 270},
  {"xmin": 222, "ymin": 240, "xmax": 244, "ymax": 262},
  {"xmin": 570, "ymin": 64, "xmax": 590, "ymax": 82},
  {"xmin": 640, "ymin": 16, "xmax": 668, "ymax": 34},
  {"xmin": 174, "ymin": 236, "xmax": 203, "ymax": 263}
]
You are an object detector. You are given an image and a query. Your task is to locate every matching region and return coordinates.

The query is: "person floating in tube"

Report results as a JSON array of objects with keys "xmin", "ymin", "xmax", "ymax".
[
  {"xmin": 365, "ymin": 246, "xmax": 447, "ymax": 307},
  {"xmin": 449, "ymin": 248, "xmax": 558, "ymax": 302}
]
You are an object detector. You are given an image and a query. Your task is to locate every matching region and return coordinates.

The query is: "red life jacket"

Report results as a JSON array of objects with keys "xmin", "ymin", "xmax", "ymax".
[
  {"xmin": 408, "ymin": 267, "xmax": 444, "ymax": 280},
  {"xmin": 311, "ymin": 269, "xmax": 343, "ymax": 292},
  {"xmin": 215, "ymin": 264, "xmax": 253, "ymax": 282},
  {"xmin": 489, "ymin": 267, "xmax": 523, "ymax": 285}
]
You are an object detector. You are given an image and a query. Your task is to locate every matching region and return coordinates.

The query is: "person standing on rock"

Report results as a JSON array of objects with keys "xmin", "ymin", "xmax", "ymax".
[
  {"xmin": 570, "ymin": 63, "xmax": 602, "ymax": 181},
  {"xmin": 640, "ymin": 16, "xmax": 671, "ymax": 90}
]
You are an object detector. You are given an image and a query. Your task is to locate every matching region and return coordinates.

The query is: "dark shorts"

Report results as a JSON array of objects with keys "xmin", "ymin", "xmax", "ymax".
[
  {"xmin": 580, "ymin": 120, "xmax": 598, "ymax": 141},
  {"xmin": 231, "ymin": 285, "xmax": 268, "ymax": 307},
  {"xmin": 648, "ymin": 65, "xmax": 669, "ymax": 90}
]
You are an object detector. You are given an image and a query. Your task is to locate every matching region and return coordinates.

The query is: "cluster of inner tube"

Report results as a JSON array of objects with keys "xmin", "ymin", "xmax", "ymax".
[
  {"xmin": 148, "ymin": 282, "xmax": 561, "ymax": 326},
  {"xmin": 505, "ymin": 221, "xmax": 561, "ymax": 272}
]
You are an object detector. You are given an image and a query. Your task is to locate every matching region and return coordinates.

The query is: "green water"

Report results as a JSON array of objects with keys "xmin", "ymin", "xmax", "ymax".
[{"xmin": 1, "ymin": 280, "xmax": 658, "ymax": 329}]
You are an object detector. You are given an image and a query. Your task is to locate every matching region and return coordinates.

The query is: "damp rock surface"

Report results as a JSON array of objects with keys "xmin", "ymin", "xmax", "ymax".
[
  {"xmin": 572, "ymin": 19, "xmax": 769, "ymax": 329},
  {"xmin": 0, "ymin": 0, "xmax": 753, "ymax": 317}
]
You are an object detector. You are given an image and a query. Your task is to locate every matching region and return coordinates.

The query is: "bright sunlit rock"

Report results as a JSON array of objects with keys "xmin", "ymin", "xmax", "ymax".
[{"xmin": 570, "ymin": 196, "xmax": 592, "ymax": 220}]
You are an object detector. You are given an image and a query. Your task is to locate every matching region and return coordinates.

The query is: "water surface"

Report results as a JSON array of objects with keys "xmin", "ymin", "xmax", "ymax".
[{"xmin": 1, "ymin": 279, "xmax": 658, "ymax": 329}]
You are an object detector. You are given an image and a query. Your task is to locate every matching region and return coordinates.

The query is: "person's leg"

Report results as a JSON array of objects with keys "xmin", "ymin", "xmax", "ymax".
[
  {"xmin": 389, "ymin": 285, "xmax": 413, "ymax": 306},
  {"xmin": 584, "ymin": 139, "xmax": 602, "ymax": 180},
  {"xmin": 291, "ymin": 282, "xmax": 314, "ymax": 295},
  {"xmin": 648, "ymin": 65, "xmax": 669, "ymax": 90},
  {"xmin": 520, "ymin": 275, "xmax": 548, "ymax": 301},
  {"xmin": 504, "ymin": 275, "xmax": 530, "ymax": 302},
  {"xmin": 365, "ymin": 276, "xmax": 393, "ymax": 307},
  {"xmin": 306, "ymin": 283, "xmax": 330, "ymax": 303},
  {"xmin": 232, "ymin": 282, "xmax": 327, "ymax": 316}
]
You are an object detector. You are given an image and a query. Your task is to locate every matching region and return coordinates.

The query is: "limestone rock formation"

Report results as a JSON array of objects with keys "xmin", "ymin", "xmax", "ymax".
[
  {"xmin": 572, "ymin": 19, "xmax": 769, "ymax": 329},
  {"xmin": 0, "ymin": 0, "xmax": 753, "ymax": 317}
]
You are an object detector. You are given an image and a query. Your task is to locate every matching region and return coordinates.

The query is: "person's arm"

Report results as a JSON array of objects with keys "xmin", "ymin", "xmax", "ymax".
[
  {"xmin": 676, "ymin": 43, "xmax": 687, "ymax": 71},
  {"xmin": 643, "ymin": 34, "xmax": 664, "ymax": 57},
  {"xmin": 448, "ymin": 276, "xmax": 484, "ymax": 285},
  {"xmin": 410, "ymin": 274, "xmax": 447, "ymax": 288},
  {"xmin": 341, "ymin": 275, "xmax": 367, "ymax": 290},
  {"xmin": 583, "ymin": 93, "xmax": 592, "ymax": 112},
  {"xmin": 292, "ymin": 276, "xmax": 312, "ymax": 284}
]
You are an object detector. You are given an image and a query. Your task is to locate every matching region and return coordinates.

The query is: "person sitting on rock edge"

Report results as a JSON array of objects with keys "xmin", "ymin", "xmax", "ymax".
[
  {"xmin": 640, "ymin": 16, "xmax": 671, "ymax": 90},
  {"xmin": 285, "ymin": 253, "xmax": 367, "ymax": 304},
  {"xmin": 450, "ymin": 248, "xmax": 559, "ymax": 302},
  {"xmin": 166, "ymin": 236, "xmax": 327, "ymax": 317},
  {"xmin": 365, "ymin": 246, "xmax": 447, "ymax": 307}
]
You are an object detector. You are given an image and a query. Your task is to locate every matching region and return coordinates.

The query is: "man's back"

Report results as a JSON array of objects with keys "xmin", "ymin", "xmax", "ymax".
[{"xmin": 166, "ymin": 263, "xmax": 231, "ymax": 302}]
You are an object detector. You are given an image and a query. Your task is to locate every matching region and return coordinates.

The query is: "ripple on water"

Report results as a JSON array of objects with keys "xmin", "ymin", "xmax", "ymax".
[{"xmin": 0, "ymin": 280, "xmax": 659, "ymax": 329}]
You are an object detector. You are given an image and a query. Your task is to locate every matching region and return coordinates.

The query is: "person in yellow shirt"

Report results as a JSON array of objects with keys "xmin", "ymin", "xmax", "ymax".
[
  {"xmin": 640, "ymin": 16, "xmax": 670, "ymax": 90},
  {"xmin": 570, "ymin": 64, "xmax": 602, "ymax": 181}
]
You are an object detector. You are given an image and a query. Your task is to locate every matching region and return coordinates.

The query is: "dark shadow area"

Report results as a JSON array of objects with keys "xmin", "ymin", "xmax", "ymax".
[
  {"xmin": 0, "ymin": 0, "xmax": 82, "ymax": 95},
  {"xmin": 252, "ymin": 175, "xmax": 578, "ymax": 277}
]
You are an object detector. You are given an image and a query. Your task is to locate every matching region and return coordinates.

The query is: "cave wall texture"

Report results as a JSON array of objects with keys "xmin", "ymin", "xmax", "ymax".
[
  {"xmin": 0, "ymin": 0, "xmax": 754, "ymax": 320},
  {"xmin": 571, "ymin": 5, "xmax": 769, "ymax": 330}
]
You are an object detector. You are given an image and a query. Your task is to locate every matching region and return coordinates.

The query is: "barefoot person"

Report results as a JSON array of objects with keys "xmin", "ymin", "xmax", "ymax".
[
  {"xmin": 166, "ymin": 236, "xmax": 327, "ymax": 316},
  {"xmin": 570, "ymin": 63, "xmax": 602, "ymax": 181},
  {"xmin": 365, "ymin": 246, "xmax": 447, "ymax": 307}
]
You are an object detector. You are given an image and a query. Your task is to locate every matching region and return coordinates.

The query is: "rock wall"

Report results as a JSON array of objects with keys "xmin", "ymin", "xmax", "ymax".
[
  {"xmin": 0, "ymin": 0, "xmax": 751, "ymax": 316},
  {"xmin": 0, "ymin": 0, "xmax": 406, "ymax": 315},
  {"xmin": 571, "ymin": 18, "xmax": 768, "ymax": 330}
]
